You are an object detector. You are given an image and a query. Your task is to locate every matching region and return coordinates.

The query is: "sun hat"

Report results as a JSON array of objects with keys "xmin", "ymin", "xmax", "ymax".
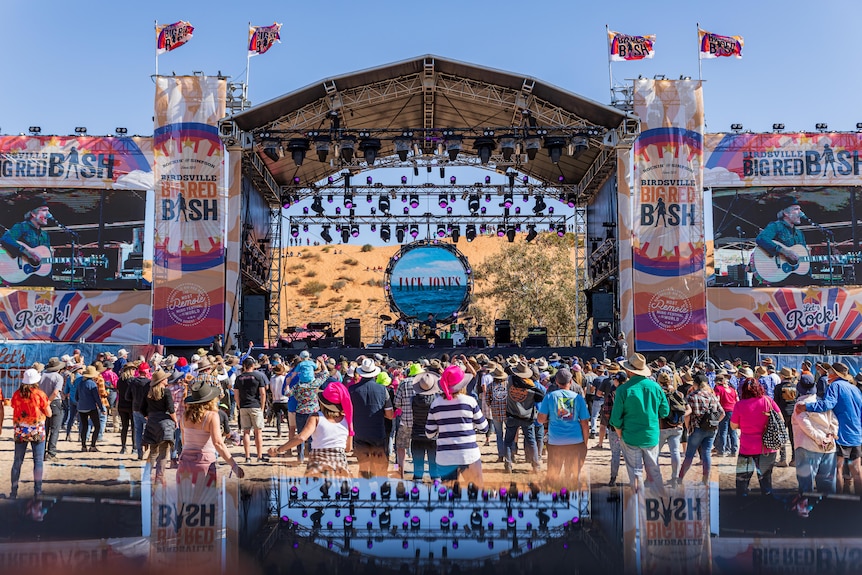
[
  {"xmin": 534, "ymin": 358, "xmax": 549, "ymax": 371},
  {"xmin": 167, "ymin": 369, "xmax": 185, "ymax": 384},
  {"xmin": 548, "ymin": 352, "xmax": 561, "ymax": 362},
  {"xmin": 426, "ymin": 359, "xmax": 444, "ymax": 374},
  {"xmin": 407, "ymin": 363, "xmax": 424, "ymax": 377},
  {"xmin": 196, "ymin": 348, "xmax": 208, "ymax": 357},
  {"xmin": 439, "ymin": 364, "xmax": 472, "ymax": 400},
  {"xmin": 22, "ymin": 368, "xmax": 41, "ymax": 385},
  {"xmin": 376, "ymin": 372, "xmax": 392, "ymax": 387},
  {"xmin": 150, "ymin": 370, "xmax": 169, "ymax": 387},
  {"xmin": 511, "ymin": 362, "xmax": 533, "ymax": 379},
  {"xmin": 191, "ymin": 354, "xmax": 201, "ymax": 363},
  {"xmin": 163, "ymin": 355, "xmax": 178, "ymax": 370},
  {"xmin": 738, "ymin": 367, "xmax": 755, "ymax": 379},
  {"xmin": 196, "ymin": 356, "xmax": 213, "ymax": 371},
  {"xmin": 117, "ymin": 349, "xmax": 128, "ymax": 358},
  {"xmin": 621, "ymin": 353, "xmax": 651, "ymax": 377},
  {"xmin": 607, "ymin": 362, "xmax": 621, "ymax": 373},
  {"xmin": 413, "ymin": 371, "xmax": 441, "ymax": 395},
  {"xmin": 356, "ymin": 357, "xmax": 381, "ymax": 379},
  {"xmin": 318, "ymin": 381, "xmax": 354, "ymax": 436},
  {"xmin": 831, "ymin": 363, "xmax": 851, "ymax": 379},
  {"xmin": 30, "ymin": 362, "xmax": 45, "ymax": 373},
  {"xmin": 81, "ymin": 365, "xmax": 100, "ymax": 379},
  {"xmin": 490, "ymin": 363, "xmax": 509, "ymax": 380},
  {"xmin": 45, "ymin": 357, "xmax": 64, "ymax": 373},
  {"xmin": 779, "ymin": 367, "xmax": 793, "ymax": 379},
  {"xmin": 271, "ymin": 363, "xmax": 286, "ymax": 376},
  {"xmin": 184, "ymin": 379, "xmax": 222, "ymax": 405},
  {"xmin": 94, "ymin": 361, "xmax": 107, "ymax": 373}
]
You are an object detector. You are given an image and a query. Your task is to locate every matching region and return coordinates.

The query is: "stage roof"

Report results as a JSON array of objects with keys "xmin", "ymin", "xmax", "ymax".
[{"xmin": 232, "ymin": 55, "xmax": 630, "ymax": 194}]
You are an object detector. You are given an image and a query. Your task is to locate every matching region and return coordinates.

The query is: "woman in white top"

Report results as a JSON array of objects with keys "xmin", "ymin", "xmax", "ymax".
[
  {"xmin": 269, "ymin": 363, "xmax": 290, "ymax": 438},
  {"xmin": 268, "ymin": 381, "xmax": 354, "ymax": 477},
  {"xmin": 791, "ymin": 373, "xmax": 839, "ymax": 494}
]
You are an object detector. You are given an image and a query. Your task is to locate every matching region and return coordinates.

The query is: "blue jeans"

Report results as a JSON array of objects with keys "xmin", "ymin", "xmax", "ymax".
[
  {"xmin": 589, "ymin": 398, "xmax": 604, "ymax": 434},
  {"xmin": 795, "ymin": 448, "xmax": 836, "ymax": 494},
  {"xmin": 619, "ymin": 439, "xmax": 661, "ymax": 489},
  {"xmin": 679, "ymin": 427, "xmax": 716, "ymax": 481},
  {"xmin": 295, "ymin": 413, "xmax": 313, "ymax": 462},
  {"xmin": 411, "ymin": 438, "xmax": 438, "ymax": 481},
  {"xmin": 65, "ymin": 402, "xmax": 78, "ymax": 438},
  {"xmin": 11, "ymin": 440, "xmax": 45, "ymax": 496},
  {"xmin": 171, "ymin": 426, "xmax": 183, "ymax": 460},
  {"xmin": 133, "ymin": 411, "xmax": 146, "ymax": 458},
  {"xmin": 658, "ymin": 427, "xmax": 684, "ymax": 482},
  {"xmin": 504, "ymin": 416, "xmax": 538, "ymax": 468},
  {"xmin": 736, "ymin": 452, "xmax": 776, "ymax": 496},
  {"xmin": 491, "ymin": 419, "xmax": 506, "ymax": 459},
  {"xmin": 608, "ymin": 428, "xmax": 623, "ymax": 480},
  {"xmin": 715, "ymin": 411, "xmax": 738, "ymax": 454},
  {"xmin": 97, "ymin": 409, "xmax": 107, "ymax": 441}
]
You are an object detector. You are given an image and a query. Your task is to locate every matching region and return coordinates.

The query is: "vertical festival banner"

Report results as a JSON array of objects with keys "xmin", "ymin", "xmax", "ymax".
[
  {"xmin": 152, "ymin": 76, "xmax": 226, "ymax": 344},
  {"xmin": 617, "ymin": 148, "xmax": 635, "ymax": 351},
  {"xmin": 631, "ymin": 79, "xmax": 707, "ymax": 351}
]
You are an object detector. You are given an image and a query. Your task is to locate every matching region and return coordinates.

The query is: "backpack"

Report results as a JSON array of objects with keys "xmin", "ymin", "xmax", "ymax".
[
  {"xmin": 664, "ymin": 390, "xmax": 687, "ymax": 427},
  {"xmin": 780, "ymin": 385, "xmax": 797, "ymax": 403},
  {"xmin": 698, "ymin": 397, "xmax": 722, "ymax": 431}
]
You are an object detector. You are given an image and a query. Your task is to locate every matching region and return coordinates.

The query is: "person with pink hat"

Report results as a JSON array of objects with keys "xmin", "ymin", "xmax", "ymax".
[
  {"xmin": 268, "ymin": 381, "xmax": 354, "ymax": 477},
  {"xmin": 425, "ymin": 365, "xmax": 488, "ymax": 487}
]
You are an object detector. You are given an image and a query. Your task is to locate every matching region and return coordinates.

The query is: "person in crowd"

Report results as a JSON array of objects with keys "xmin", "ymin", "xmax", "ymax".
[
  {"xmin": 537, "ymin": 364, "xmax": 590, "ymax": 489},
  {"xmin": 63, "ymin": 363, "xmax": 83, "ymax": 442},
  {"xmin": 124, "ymin": 360, "xmax": 150, "ymax": 459},
  {"xmin": 713, "ymin": 372, "xmax": 739, "ymax": 456},
  {"xmin": 656, "ymin": 371, "xmax": 688, "ymax": 488},
  {"xmin": 141, "ymin": 370, "xmax": 176, "ymax": 483},
  {"xmin": 93, "ymin": 362, "xmax": 110, "ymax": 442},
  {"xmin": 292, "ymin": 356, "xmax": 328, "ymax": 464},
  {"xmin": 678, "ymin": 375, "xmax": 724, "ymax": 485},
  {"xmin": 39, "ymin": 357, "xmax": 65, "ymax": 461},
  {"xmin": 76, "ymin": 365, "xmax": 106, "ymax": 453},
  {"xmin": 503, "ymin": 362, "xmax": 545, "ymax": 473},
  {"xmin": 791, "ymin": 372, "xmax": 838, "ymax": 494},
  {"xmin": 102, "ymin": 360, "xmax": 119, "ymax": 435},
  {"xmin": 114, "ymin": 348, "xmax": 129, "ymax": 376},
  {"xmin": 774, "ymin": 367, "xmax": 798, "ymax": 467},
  {"xmin": 795, "ymin": 362, "xmax": 862, "ymax": 494},
  {"xmin": 166, "ymin": 370, "xmax": 187, "ymax": 468},
  {"xmin": 179, "ymin": 378, "xmax": 244, "ymax": 484},
  {"xmin": 269, "ymin": 381, "xmax": 354, "ymax": 477},
  {"xmin": 349, "ymin": 358, "xmax": 393, "ymax": 478},
  {"xmin": 269, "ymin": 363, "xmax": 290, "ymax": 438},
  {"xmin": 484, "ymin": 363, "xmax": 509, "ymax": 463},
  {"xmin": 600, "ymin": 370, "xmax": 626, "ymax": 486},
  {"xmin": 393, "ymin": 362, "xmax": 422, "ymax": 478},
  {"xmin": 589, "ymin": 363, "xmax": 610, "ymax": 439},
  {"xmin": 233, "ymin": 357, "xmax": 269, "ymax": 463},
  {"xmin": 425, "ymin": 364, "xmax": 488, "ymax": 487},
  {"xmin": 731, "ymin": 373, "xmax": 782, "ymax": 496},
  {"xmin": 411, "ymin": 371, "xmax": 441, "ymax": 481},
  {"xmin": 608, "ymin": 353, "xmax": 670, "ymax": 494},
  {"xmin": 10, "ymin": 368, "xmax": 51, "ymax": 498},
  {"xmin": 116, "ymin": 361, "xmax": 139, "ymax": 455}
]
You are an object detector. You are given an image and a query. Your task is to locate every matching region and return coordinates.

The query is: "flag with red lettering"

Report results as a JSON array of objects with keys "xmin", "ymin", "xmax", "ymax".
[
  {"xmin": 248, "ymin": 23, "xmax": 282, "ymax": 56},
  {"xmin": 608, "ymin": 30, "xmax": 655, "ymax": 61},
  {"xmin": 698, "ymin": 29, "xmax": 743, "ymax": 59},
  {"xmin": 156, "ymin": 21, "xmax": 194, "ymax": 55}
]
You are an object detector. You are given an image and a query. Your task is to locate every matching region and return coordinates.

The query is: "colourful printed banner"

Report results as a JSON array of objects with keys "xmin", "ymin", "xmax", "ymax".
[
  {"xmin": 248, "ymin": 23, "xmax": 282, "ymax": 56},
  {"xmin": 712, "ymin": 538, "xmax": 862, "ymax": 574},
  {"xmin": 0, "ymin": 136, "xmax": 153, "ymax": 190},
  {"xmin": 0, "ymin": 289, "xmax": 151, "ymax": 343},
  {"xmin": 705, "ymin": 132, "xmax": 862, "ymax": 187},
  {"xmin": 698, "ymin": 29, "xmax": 743, "ymax": 59},
  {"xmin": 708, "ymin": 286, "xmax": 862, "ymax": 342},
  {"xmin": 608, "ymin": 30, "xmax": 656, "ymax": 61},
  {"xmin": 632, "ymin": 79, "xmax": 707, "ymax": 350},
  {"xmin": 0, "ymin": 538, "xmax": 149, "ymax": 572},
  {"xmin": 156, "ymin": 21, "xmax": 194, "ymax": 54},
  {"xmin": 152, "ymin": 76, "xmax": 226, "ymax": 345}
]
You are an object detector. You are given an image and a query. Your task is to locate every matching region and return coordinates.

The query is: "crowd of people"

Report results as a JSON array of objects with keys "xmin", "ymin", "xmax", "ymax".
[{"xmin": 2, "ymin": 346, "xmax": 860, "ymax": 502}]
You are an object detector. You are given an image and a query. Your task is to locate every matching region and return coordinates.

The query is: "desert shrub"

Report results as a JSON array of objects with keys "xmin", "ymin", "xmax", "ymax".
[
  {"xmin": 298, "ymin": 280, "xmax": 326, "ymax": 297},
  {"xmin": 332, "ymin": 280, "xmax": 347, "ymax": 291},
  {"xmin": 343, "ymin": 258, "xmax": 359, "ymax": 266},
  {"xmin": 288, "ymin": 264, "xmax": 305, "ymax": 271},
  {"xmin": 305, "ymin": 270, "xmax": 317, "ymax": 278},
  {"xmin": 337, "ymin": 275, "xmax": 354, "ymax": 282},
  {"xmin": 360, "ymin": 244, "xmax": 373, "ymax": 252},
  {"xmin": 287, "ymin": 278, "xmax": 301, "ymax": 286}
]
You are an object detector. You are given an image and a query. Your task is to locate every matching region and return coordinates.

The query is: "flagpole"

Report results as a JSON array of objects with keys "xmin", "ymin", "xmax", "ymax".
[
  {"xmin": 155, "ymin": 20, "xmax": 159, "ymax": 78},
  {"xmin": 245, "ymin": 22, "xmax": 252, "ymax": 109},
  {"xmin": 697, "ymin": 23, "xmax": 703, "ymax": 81},
  {"xmin": 606, "ymin": 25, "xmax": 614, "ymax": 103}
]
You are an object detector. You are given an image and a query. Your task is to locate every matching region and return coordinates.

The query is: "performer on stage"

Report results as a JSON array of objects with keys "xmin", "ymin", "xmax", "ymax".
[
  {"xmin": 755, "ymin": 196, "xmax": 807, "ymax": 266},
  {"xmin": 0, "ymin": 198, "xmax": 52, "ymax": 268}
]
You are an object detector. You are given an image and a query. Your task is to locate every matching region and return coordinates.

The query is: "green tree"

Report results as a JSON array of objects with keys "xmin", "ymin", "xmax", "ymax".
[{"xmin": 474, "ymin": 234, "xmax": 581, "ymax": 341}]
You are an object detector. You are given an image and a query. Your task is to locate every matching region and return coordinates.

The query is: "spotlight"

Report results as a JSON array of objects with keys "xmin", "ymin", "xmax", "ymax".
[
  {"xmin": 499, "ymin": 134, "xmax": 516, "ymax": 160},
  {"xmin": 409, "ymin": 194, "xmax": 419, "ymax": 209},
  {"xmin": 506, "ymin": 226, "xmax": 516, "ymax": 243},
  {"xmin": 444, "ymin": 132, "xmax": 462, "ymax": 161},
  {"xmin": 526, "ymin": 225, "xmax": 537, "ymax": 242},
  {"xmin": 341, "ymin": 227, "xmax": 350, "ymax": 243},
  {"xmin": 470, "ymin": 511, "xmax": 482, "ymax": 528},
  {"xmin": 468, "ymin": 194, "xmax": 480, "ymax": 214},
  {"xmin": 287, "ymin": 138, "xmax": 310, "ymax": 166},
  {"xmin": 380, "ymin": 225, "xmax": 391, "ymax": 242},
  {"xmin": 381, "ymin": 482, "xmax": 391, "ymax": 499},
  {"xmin": 436, "ymin": 224, "xmax": 447, "ymax": 238},
  {"xmin": 28, "ymin": 126, "xmax": 41, "ymax": 134},
  {"xmin": 484, "ymin": 175, "xmax": 491, "ymax": 184},
  {"xmin": 339, "ymin": 134, "xmax": 356, "ymax": 162},
  {"xmin": 379, "ymin": 510, "xmax": 391, "ymax": 528},
  {"xmin": 396, "ymin": 226, "xmax": 405, "ymax": 243},
  {"xmin": 772, "ymin": 123, "xmax": 785, "ymax": 132},
  {"xmin": 314, "ymin": 136, "xmax": 331, "ymax": 162},
  {"xmin": 451, "ymin": 225, "xmax": 460, "ymax": 243},
  {"xmin": 344, "ymin": 195, "xmax": 354, "ymax": 209},
  {"xmin": 74, "ymin": 126, "xmax": 87, "ymax": 134},
  {"xmin": 351, "ymin": 224, "xmax": 360, "ymax": 238},
  {"xmin": 302, "ymin": 224, "xmax": 308, "ymax": 232},
  {"xmin": 730, "ymin": 123, "xmax": 743, "ymax": 132},
  {"xmin": 290, "ymin": 224, "xmax": 299, "ymax": 237},
  {"xmin": 566, "ymin": 194, "xmax": 577, "ymax": 208},
  {"xmin": 394, "ymin": 134, "xmax": 413, "ymax": 161},
  {"xmin": 857, "ymin": 123, "xmax": 862, "ymax": 132},
  {"xmin": 403, "ymin": 207, "xmax": 409, "ymax": 215},
  {"xmin": 378, "ymin": 195, "xmax": 390, "ymax": 213},
  {"xmin": 401, "ymin": 175, "xmax": 408, "ymax": 184},
  {"xmin": 450, "ymin": 176, "xmax": 456, "ymax": 185},
  {"xmin": 473, "ymin": 136, "xmax": 496, "ymax": 165},
  {"xmin": 502, "ymin": 192, "xmax": 513, "ymax": 208},
  {"xmin": 524, "ymin": 136, "xmax": 541, "ymax": 160},
  {"xmin": 321, "ymin": 226, "xmax": 332, "ymax": 243},
  {"xmin": 439, "ymin": 194, "xmax": 449, "ymax": 208},
  {"xmin": 533, "ymin": 196, "xmax": 546, "ymax": 214},
  {"xmin": 484, "ymin": 193, "xmax": 491, "ymax": 203},
  {"xmin": 114, "ymin": 127, "xmax": 128, "ymax": 135},
  {"xmin": 570, "ymin": 135, "xmax": 589, "ymax": 156},
  {"xmin": 289, "ymin": 486, "xmax": 299, "ymax": 500},
  {"xmin": 440, "ymin": 167, "xmax": 445, "ymax": 178},
  {"xmin": 409, "ymin": 224, "xmax": 419, "ymax": 238},
  {"xmin": 815, "ymin": 123, "xmax": 828, "ymax": 132},
  {"xmin": 263, "ymin": 143, "xmax": 280, "ymax": 162},
  {"xmin": 465, "ymin": 224, "xmax": 476, "ymax": 242},
  {"xmin": 544, "ymin": 136, "xmax": 567, "ymax": 164},
  {"xmin": 359, "ymin": 136, "xmax": 381, "ymax": 165},
  {"xmin": 556, "ymin": 223, "xmax": 566, "ymax": 237},
  {"xmin": 497, "ymin": 225, "xmax": 506, "ymax": 238}
]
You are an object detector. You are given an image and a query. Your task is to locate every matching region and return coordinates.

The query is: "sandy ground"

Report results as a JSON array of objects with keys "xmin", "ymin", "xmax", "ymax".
[{"xmin": 0, "ymin": 414, "xmax": 802, "ymax": 500}]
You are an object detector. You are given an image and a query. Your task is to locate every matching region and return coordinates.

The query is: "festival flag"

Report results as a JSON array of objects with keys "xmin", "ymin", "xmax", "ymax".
[
  {"xmin": 608, "ymin": 30, "xmax": 656, "ymax": 61},
  {"xmin": 248, "ymin": 23, "xmax": 282, "ymax": 56},
  {"xmin": 698, "ymin": 29, "xmax": 743, "ymax": 59},
  {"xmin": 156, "ymin": 21, "xmax": 194, "ymax": 55}
]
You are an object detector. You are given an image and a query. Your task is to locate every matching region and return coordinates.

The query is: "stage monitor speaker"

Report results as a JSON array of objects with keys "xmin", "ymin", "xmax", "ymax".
[
  {"xmin": 242, "ymin": 320, "xmax": 265, "ymax": 346},
  {"xmin": 494, "ymin": 319, "xmax": 511, "ymax": 345},
  {"xmin": 344, "ymin": 319, "xmax": 361, "ymax": 348},
  {"xmin": 243, "ymin": 294, "xmax": 268, "ymax": 321},
  {"xmin": 409, "ymin": 339, "xmax": 428, "ymax": 347},
  {"xmin": 727, "ymin": 264, "xmax": 748, "ymax": 286},
  {"xmin": 317, "ymin": 337, "xmax": 343, "ymax": 348},
  {"xmin": 436, "ymin": 339, "xmax": 454, "ymax": 348},
  {"xmin": 467, "ymin": 337, "xmax": 488, "ymax": 348},
  {"xmin": 289, "ymin": 341, "xmax": 309, "ymax": 350},
  {"xmin": 591, "ymin": 292, "xmax": 614, "ymax": 322}
]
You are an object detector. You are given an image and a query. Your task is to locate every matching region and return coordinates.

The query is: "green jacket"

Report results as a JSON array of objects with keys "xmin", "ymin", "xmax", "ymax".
[{"xmin": 608, "ymin": 374, "xmax": 669, "ymax": 448}]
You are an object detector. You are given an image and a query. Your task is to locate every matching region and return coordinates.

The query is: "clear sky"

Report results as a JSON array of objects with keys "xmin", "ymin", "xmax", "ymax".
[{"xmin": 3, "ymin": 0, "xmax": 862, "ymax": 137}]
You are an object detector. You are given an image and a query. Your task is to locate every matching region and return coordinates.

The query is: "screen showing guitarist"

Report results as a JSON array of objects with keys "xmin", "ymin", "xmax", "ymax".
[
  {"xmin": 0, "ymin": 199, "xmax": 52, "ymax": 285},
  {"xmin": 754, "ymin": 196, "xmax": 808, "ymax": 285}
]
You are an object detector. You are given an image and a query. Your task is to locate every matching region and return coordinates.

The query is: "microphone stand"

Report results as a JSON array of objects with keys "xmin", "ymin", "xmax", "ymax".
[
  {"xmin": 50, "ymin": 216, "xmax": 79, "ymax": 290},
  {"xmin": 736, "ymin": 227, "xmax": 747, "ymax": 287},
  {"xmin": 806, "ymin": 217, "xmax": 835, "ymax": 285}
]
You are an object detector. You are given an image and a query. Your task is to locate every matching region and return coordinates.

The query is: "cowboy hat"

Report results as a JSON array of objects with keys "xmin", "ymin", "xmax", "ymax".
[
  {"xmin": 490, "ymin": 363, "xmax": 509, "ymax": 380},
  {"xmin": 601, "ymin": 358, "xmax": 613, "ymax": 367},
  {"xmin": 831, "ymin": 362, "xmax": 851, "ymax": 378},
  {"xmin": 94, "ymin": 361, "xmax": 107, "ymax": 373},
  {"xmin": 356, "ymin": 357, "xmax": 381, "ymax": 379},
  {"xmin": 413, "ymin": 371, "xmax": 441, "ymax": 395},
  {"xmin": 196, "ymin": 348, "xmax": 208, "ymax": 357},
  {"xmin": 224, "ymin": 355, "xmax": 239, "ymax": 366},
  {"xmin": 779, "ymin": 367, "xmax": 793, "ymax": 379},
  {"xmin": 116, "ymin": 348, "xmax": 129, "ymax": 358},
  {"xmin": 196, "ymin": 356, "xmax": 213, "ymax": 371},
  {"xmin": 184, "ymin": 380, "xmax": 221, "ymax": 404},
  {"xmin": 22, "ymin": 368, "xmax": 41, "ymax": 385},
  {"xmin": 426, "ymin": 359, "xmax": 443, "ymax": 374},
  {"xmin": 167, "ymin": 369, "xmax": 185, "ymax": 384},
  {"xmin": 738, "ymin": 367, "xmax": 755, "ymax": 379},
  {"xmin": 534, "ymin": 358, "xmax": 549, "ymax": 371},
  {"xmin": 45, "ymin": 357, "xmax": 64, "ymax": 373},
  {"xmin": 548, "ymin": 352, "xmax": 561, "ymax": 362},
  {"xmin": 271, "ymin": 363, "xmax": 286, "ymax": 375},
  {"xmin": 162, "ymin": 355, "xmax": 178, "ymax": 369},
  {"xmin": 30, "ymin": 362, "xmax": 45, "ymax": 373},
  {"xmin": 621, "ymin": 353, "xmax": 651, "ymax": 377},
  {"xmin": 81, "ymin": 365, "xmax": 100, "ymax": 379},
  {"xmin": 150, "ymin": 370, "xmax": 169, "ymax": 387},
  {"xmin": 607, "ymin": 362, "xmax": 621, "ymax": 373},
  {"xmin": 511, "ymin": 362, "xmax": 533, "ymax": 380}
]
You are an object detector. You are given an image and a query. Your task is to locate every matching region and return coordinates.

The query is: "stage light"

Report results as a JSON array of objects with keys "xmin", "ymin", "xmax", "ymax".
[
  {"xmin": 468, "ymin": 194, "xmax": 480, "ymax": 214},
  {"xmin": 401, "ymin": 194, "xmax": 407, "ymax": 203},
  {"xmin": 484, "ymin": 193, "xmax": 491, "ymax": 202},
  {"xmin": 359, "ymin": 136, "xmax": 381, "ymax": 165},
  {"xmin": 74, "ymin": 126, "xmax": 87, "ymax": 134},
  {"xmin": 436, "ymin": 224, "xmax": 447, "ymax": 238},
  {"xmin": 479, "ymin": 223, "xmax": 486, "ymax": 234},
  {"xmin": 470, "ymin": 511, "xmax": 482, "ymax": 528},
  {"xmin": 857, "ymin": 123, "xmax": 862, "ymax": 132},
  {"xmin": 394, "ymin": 134, "xmax": 413, "ymax": 161},
  {"xmin": 403, "ymin": 207, "xmax": 409, "ymax": 215},
  {"xmin": 465, "ymin": 224, "xmax": 476, "ymax": 242},
  {"xmin": 303, "ymin": 207, "xmax": 308, "ymax": 214},
  {"xmin": 380, "ymin": 225, "xmax": 391, "ymax": 242},
  {"xmin": 378, "ymin": 195, "xmax": 390, "ymax": 213},
  {"xmin": 314, "ymin": 136, "xmax": 331, "ymax": 162},
  {"xmin": 402, "ymin": 540, "xmax": 409, "ymax": 549},
  {"xmin": 396, "ymin": 226, "xmax": 405, "ymax": 243},
  {"xmin": 502, "ymin": 192, "xmax": 513, "ymax": 208},
  {"xmin": 302, "ymin": 224, "xmax": 308, "ymax": 232},
  {"xmin": 440, "ymin": 166, "xmax": 445, "ymax": 178},
  {"xmin": 566, "ymin": 193, "xmax": 577, "ymax": 208},
  {"xmin": 497, "ymin": 225, "xmax": 506, "ymax": 238},
  {"xmin": 335, "ymin": 207, "xmax": 341, "ymax": 215},
  {"xmin": 556, "ymin": 223, "xmax": 566, "ymax": 237},
  {"xmin": 522, "ymin": 194, "xmax": 529, "ymax": 202},
  {"xmin": 730, "ymin": 123, "xmax": 743, "ymax": 132},
  {"xmin": 526, "ymin": 225, "xmax": 537, "ymax": 242},
  {"xmin": 533, "ymin": 196, "xmax": 546, "ymax": 214},
  {"xmin": 441, "ymin": 516, "xmax": 450, "ymax": 530},
  {"xmin": 515, "ymin": 206, "xmax": 521, "ymax": 214},
  {"xmin": 401, "ymin": 175, "xmax": 408, "ymax": 184},
  {"xmin": 290, "ymin": 224, "xmax": 299, "ymax": 237},
  {"xmin": 772, "ymin": 123, "xmax": 785, "ymax": 132},
  {"xmin": 344, "ymin": 515, "xmax": 354, "ymax": 529},
  {"xmin": 409, "ymin": 194, "xmax": 419, "ymax": 208},
  {"xmin": 474, "ymin": 136, "xmax": 495, "ymax": 165},
  {"xmin": 443, "ymin": 132, "xmax": 462, "ymax": 161},
  {"xmin": 506, "ymin": 226, "xmax": 516, "ymax": 243},
  {"xmin": 467, "ymin": 482, "xmax": 479, "ymax": 501},
  {"xmin": 115, "ymin": 127, "xmax": 128, "ymax": 135},
  {"xmin": 544, "ymin": 136, "xmax": 566, "ymax": 164},
  {"xmin": 341, "ymin": 227, "xmax": 350, "ymax": 243},
  {"xmin": 409, "ymin": 224, "xmax": 419, "ymax": 238},
  {"xmin": 379, "ymin": 509, "xmax": 391, "ymax": 528},
  {"xmin": 548, "ymin": 206, "xmax": 554, "ymax": 214},
  {"xmin": 816, "ymin": 123, "xmax": 828, "ymax": 132},
  {"xmin": 287, "ymin": 138, "xmax": 309, "ymax": 166},
  {"xmin": 339, "ymin": 134, "xmax": 356, "ymax": 162},
  {"xmin": 262, "ymin": 143, "xmax": 280, "ymax": 162},
  {"xmin": 344, "ymin": 195, "xmax": 354, "ymax": 209},
  {"xmin": 321, "ymin": 226, "xmax": 332, "ymax": 243},
  {"xmin": 508, "ymin": 171, "xmax": 516, "ymax": 190},
  {"xmin": 289, "ymin": 486, "xmax": 299, "ymax": 500},
  {"xmin": 524, "ymin": 136, "xmax": 541, "ymax": 160},
  {"xmin": 538, "ymin": 509, "xmax": 550, "ymax": 529},
  {"xmin": 451, "ymin": 225, "xmax": 460, "ymax": 243},
  {"xmin": 484, "ymin": 175, "xmax": 491, "ymax": 185},
  {"xmin": 327, "ymin": 176, "xmax": 334, "ymax": 185},
  {"xmin": 351, "ymin": 224, "xmax": 360, "ymax": 238},
  {"xmin": 439, "ymin": 194, "xmax": 449, "ymax": 208},
  {"xmin": 480, "ymin": 206, "xmax": 487, "ymax": 214},
  {"xmin": 570, "ymin": 135, "xmax": 589, "ymax": 157},
  {"xmin": 499, "ymin": 134, "xmax": 516, "ymax": 160},
  {"xmin": 370, "ymin": 223, "xmax": 376, "ymax": 231},
  {"xmin": 28, "ymin": 126, "xmax": 41, "ymax": 134}
]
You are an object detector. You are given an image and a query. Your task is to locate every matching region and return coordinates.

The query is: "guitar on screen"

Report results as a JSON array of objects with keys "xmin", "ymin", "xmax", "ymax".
[
  {"xmin": 0, "ymin": 242, "xmax": 109, "ymax": 284},
  {"xmin": 751, "ymin": 241, "xmax": 862, "ymax": 283}
]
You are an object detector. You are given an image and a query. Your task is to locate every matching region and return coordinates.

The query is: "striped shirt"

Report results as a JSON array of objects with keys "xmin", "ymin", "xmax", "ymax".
[{"xmin": 425, "ymin": 395, "xmax": 488, "ymax": 466}]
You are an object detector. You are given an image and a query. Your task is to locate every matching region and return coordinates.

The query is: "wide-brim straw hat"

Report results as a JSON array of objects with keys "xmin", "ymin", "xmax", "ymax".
[
  {"xmin": 490, "ymin": 363, "xmax": 508, "ymax": 380},
  {"xmin": 81, "ymin": 365, "xmax": 100, "ymax": 379},
  {"xmin": 45, "ymin": 357, "xmax": 64, "ymax": 373},
  {"xmin": 150, "ymin": 370, "xmax": 169, "ymax": 387},
  {"xmin": 356, "ymin": 357, "xmax": 381, "ymax": 379},
  {"xmin": 511, "ymin": 362, "xmax": 533, "ymax": 380},
  {"xmin": 621, "ymin": 353, "xmax": 651, "ymax": 377},
  {"xmin": 184, "ymin": 380, "xmax": 221, "ymax": 404},
  {"xmin": 413, "ymin": 371, "xmax": 441, "ymax": 395}
]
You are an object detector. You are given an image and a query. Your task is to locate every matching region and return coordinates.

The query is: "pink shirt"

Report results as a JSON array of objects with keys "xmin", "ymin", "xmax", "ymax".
[
  {"xmin": 730, "ymin": 396, "xmax": 780, "ymax": 456},
  {"xmin": 713, "ymin": 384, "xmax": 738, "ymax": 412}
]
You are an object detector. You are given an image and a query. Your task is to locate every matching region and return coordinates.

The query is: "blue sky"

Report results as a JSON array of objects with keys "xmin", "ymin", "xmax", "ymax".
[{"xmin": 4, "ymin": 0, "xmax": 862, "ymax": 136}]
